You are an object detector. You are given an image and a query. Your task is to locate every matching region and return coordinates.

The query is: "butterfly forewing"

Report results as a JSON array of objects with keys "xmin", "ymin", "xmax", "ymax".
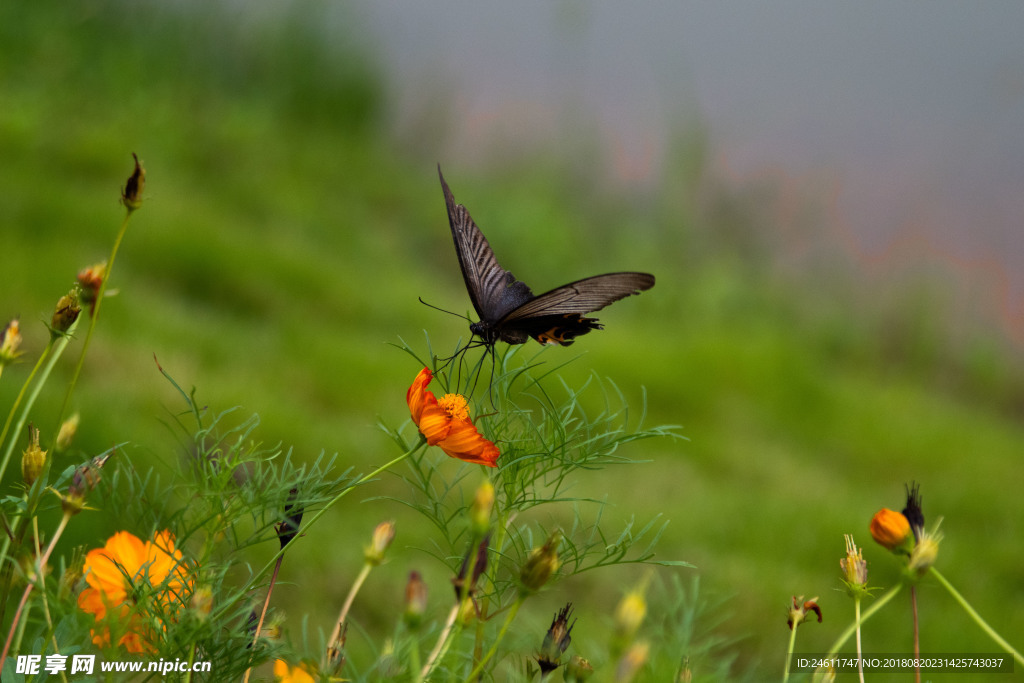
[{"xmin": 439, "ymin": 167, "xmax": 534, "ymax": 323}]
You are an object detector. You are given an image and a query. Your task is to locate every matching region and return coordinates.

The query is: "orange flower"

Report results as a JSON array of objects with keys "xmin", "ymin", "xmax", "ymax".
[
  {"xmin": 78, "ymin": 530, "xmax": 193, "ymax": 653},
  {"xmin": 869, "ymin": 508, "xmax": 913, "ymax": 553},
  {"xmin": 274, "ymin": 660, "xmax": 316, "ymax": 683},
  {"xmin": 407, "ymin": 368, "xmax": 499, "ymax": 467}
]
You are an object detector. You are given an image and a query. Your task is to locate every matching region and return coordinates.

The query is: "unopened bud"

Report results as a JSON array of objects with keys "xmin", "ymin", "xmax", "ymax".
[
  {"xmin": 21, "ymin": 425, "xmax": 47, "ymax": 487},
  {"xmin": 404, "ymin": 571, "xmax": 428, "ymax": 630},
  {"xmin": 76, "ymin": 263, "xmax": 106, "ymax": 315},
  {"xmin": 192, "ymin": 585, "xmax": 214, "ymax": 621},
  {"xmin": 615, "ymin": 641, "xmax": 649, "ymax": 683},
  {"xmin": 58, "ymin": 451, "xmax": 112, "ymax": 515},
  {"xmin": 520, "ymin": 530, "xmax": 562, "ymax": 594},
  {"xmin": 565, "ymin": 655, "xmax": 594, "ymax": 682},
  {"xmin": 121, "ymin": 153, "xmax": 146, "ymax": 212},
  {"xmin": 365, "ymin": 520, "xmax": 396, "ymax": 566},
  {"xmin": 55, "ymin": 413, "xmax": 80, "ymax": 453},
  {"xmin": 470, "ymin": 480, "xmax": 495, "ymax": 536},
  {"xmin": 51, "ymin": 291, "xmax": 81, "ymax": 336},
  {"xmin": 0, "ymin": 319, "xmax": 22, "ymax": 368}
]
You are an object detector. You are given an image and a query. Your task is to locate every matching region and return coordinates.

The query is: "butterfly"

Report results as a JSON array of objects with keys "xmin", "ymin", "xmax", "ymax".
[{"xmin": 439, "ymin": 166, "xmax": 655, "ymax": 351}]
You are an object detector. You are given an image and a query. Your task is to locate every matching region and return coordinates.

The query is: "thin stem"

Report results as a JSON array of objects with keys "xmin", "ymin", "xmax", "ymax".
[
  {"xmin": 422, "ymin": 601, "xmax": 464, "ymax": 680},
  {"xmin": 57, "ymin": 209, "xmax": 134, "ymax": 427},
  {"xmin": 823, "ymin": 582, "xmax": 904, "ymax": 659},
  {"xmin": 463, "ymin": 596, "xmax": 523, "ymax": 682},
  {"xmin": 911, "ymin": 585, "xmax": 920, "ymax": 683},
  {"xmin": 242, "ymin": 555, "xmax": 284, "ymax": 683},
  {"xmin": 0, "ymin": 338, "xmax": 54, "ymax": 483},
  {"xmin": 854, "ymin": 597, "xmax": 864, "ymax": 683},
  {"xmin": 783, "ymin": 617, "xmax": 798, "ymax": 683},
  {"xmin": 323, "ymin": 562, "xmax": 373, "ymax": 671},
  {"xmin": 930, "ymin": 568, "xmax": 1024, "ymax": 668},
  {"xmin": 0, "ymin": 511, "xmax": 73, "ymax": 671}
]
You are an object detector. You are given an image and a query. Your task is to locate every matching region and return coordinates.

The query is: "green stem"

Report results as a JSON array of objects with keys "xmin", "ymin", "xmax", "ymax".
[
  {"xmin": 463, "ymin": 596, "xmax": 523, "ymax": 682},
  {"xmin": 930, "ymin": 568, "xmax": 1024, "ymax": 668},
  {"xmin": 783, "ymin": 617, "xmax": 798, "ymax": 683},
  {"xmin": 322, "ymin": 561, "xmax": 373, "ymax": 671},
  {"xmin": 0, "ymin": 338, "xmax": 55, "ymax": 483},
  {"xmin": 57, "ymin": 209, "xmax": 134, "ymax": 428},
  {"xmin": 824, "ymin": 582, "xmax": 904, "ymax": 659},
  {"xmin": 854, "ymin": 597, "xmax": 864, "ymax": 683}
]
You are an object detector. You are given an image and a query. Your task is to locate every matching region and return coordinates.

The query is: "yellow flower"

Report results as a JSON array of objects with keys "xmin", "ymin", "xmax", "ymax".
[
  {"xmin": 407, "ymin": 368, "xmax": 499, "ymax": 467},
  {"xmin": 273, "ymin": 660, "xmax": 316, "ymax": 683},
  {"xmin": 869, "ymin": 508, "xmax": 913, "ymax": 553},
  {"xmin": 77, "ymin": 530, "xmax": 193, "ymax": 653}
]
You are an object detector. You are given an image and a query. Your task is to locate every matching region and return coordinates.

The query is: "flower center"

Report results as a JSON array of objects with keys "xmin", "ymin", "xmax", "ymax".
[{"xmin": 438, "ymin": 394, "xmax": 470, "ymax": 421}]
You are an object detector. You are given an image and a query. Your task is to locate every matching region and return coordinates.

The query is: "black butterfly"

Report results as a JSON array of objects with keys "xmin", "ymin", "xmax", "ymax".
[{"xmin": 439, "ymin": 166, "xmax": 655, "ymax": 350}]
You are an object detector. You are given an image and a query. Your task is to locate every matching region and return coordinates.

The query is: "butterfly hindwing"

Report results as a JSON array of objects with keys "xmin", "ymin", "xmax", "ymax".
[{"xmin": 438, "ymin": 166, "xmax": 655, "ymax": 347}]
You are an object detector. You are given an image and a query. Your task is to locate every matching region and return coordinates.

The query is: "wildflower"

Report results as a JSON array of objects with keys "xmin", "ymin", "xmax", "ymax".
[
  {"xmin": 55, "ymin": 413, "xmax": 80, "ymax": 453},
  {"xmin": 520, "ymin": 530, "xmax": 562, "ymax": 594},
  {"xmin": 840, "ymin": 534, "xmax": 868, "ymax": 596},
  {"xmin": 121, "ymin": 153, "xmax": 146, "ymax": 212},
  {"xmin": 0, "ymin": 319, "xmax": 22, "ymax": 368},
  {"xmin": 51, "ymin": 291, "xmax": 81, "ymax": 336},
  {"xmin": 365, "ymin": 520, "xmax": 396, "ymax": 566},
  {"xmin": 77, "ymin": 530, "xmax": 194, "ymax": 653},
  {"xmin": 77, "ymin": 263, "xmax": 107, "ymax": 315},
  {"xmin": 407, "ymin": 367, "xmax": 499, "ymax": 467},
  {"xmin": 869, "ymin": 508, "xmax": 913, "ymax": 554},
  {"xmin": 537, "ymin": 603, "xmax": 575, "ymax": 677},
  {"xmin": 614, "ymin": 585, "xmax": 648, "ymax": 642},
  {"xmin": 273, "ymin": 660, "xmax": 315, "ymax": 683},
  {"xmin": 21, "ymin": 425, "xmax": 47, "ymax": 487},
  {"xmin": 404, "ymin": 571, "xmax": 428, "ymax": 630},
  {"xmin": 786, "ymin": 595, "xmax": 822, "ymax": 629}
]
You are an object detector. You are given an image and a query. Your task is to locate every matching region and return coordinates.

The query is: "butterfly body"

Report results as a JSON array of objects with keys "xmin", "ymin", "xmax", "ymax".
[{"xmin": 440, "ymin": 166, "xmax": 654, "ymax": 348}]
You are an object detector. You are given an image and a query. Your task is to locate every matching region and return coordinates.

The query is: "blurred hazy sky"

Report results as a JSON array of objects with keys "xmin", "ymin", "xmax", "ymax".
[{"xmin": 352, "ymin": 1, "xmax": 1024, "ymax": 319}]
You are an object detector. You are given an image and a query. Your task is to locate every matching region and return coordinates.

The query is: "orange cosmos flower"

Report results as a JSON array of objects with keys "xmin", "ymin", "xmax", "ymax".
[
  {"xmin": 407, "ymin": 368, "xmax": 499, "ymax": 467},
  {"xmin": 273, "ymin": 660, "xmax": 316, "ymax": 683},
  {"xmin": 78, "ymin": 530, "xmax": 193, "ymax": 653}
]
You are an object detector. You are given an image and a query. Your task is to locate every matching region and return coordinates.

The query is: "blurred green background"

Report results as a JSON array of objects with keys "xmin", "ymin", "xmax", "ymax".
[{"xmin": 2, "ymin": 1, "xmax": 1022, "ymax": 679}]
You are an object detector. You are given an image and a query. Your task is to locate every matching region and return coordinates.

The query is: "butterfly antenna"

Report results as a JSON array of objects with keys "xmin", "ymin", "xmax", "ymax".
[{"xmin": 418, "ymin": 297, "xmax": 471, "ymax": 322}]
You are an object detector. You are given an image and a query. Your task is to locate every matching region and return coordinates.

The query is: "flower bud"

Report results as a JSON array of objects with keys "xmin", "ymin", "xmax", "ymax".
[
  {"xmin": 192, "ymin": 585, "xmax": 214, "ymax": 621},
  {"xmin": 519, "ymin": 530, "xmax": 562, "ymax": 594},
  {"xmin": 565, "ymin": 655, "xmax": 594, "ymax": 682},
  {"xmin": 0, "ymin": 319, "xmax": 22, "ymax": 368},
  {"xmin": 470, "ymin": 480, "xmax": 495, "ymax": 536},
  {"xmin": 121, "ymin": 153, "xmax": 146, "ymax": 212},
  {"xmin": 76, "ymin": 263, "xmax": 106, "ymax": 315},
  {"xmin": 21, "ymin": 425, "xmax": 47, "ymax": 487},
  {"xmin": 55, "ymin": 413, "xmax": 80, "ymax": 453},
  {"xmin": 869, "ymin": 508, "xmax": 913, "ymax": 554},
  {"xmin": 365, "ymin": 520, "xmax": 396, "ymax": 566},
  {"xmin": 51, "ymin": 291, "xmax": 81, "ymax": 336},
  {"xmin": 404, "ymin": 571, "xmax": 428, "ymax": 630},
  {"xmin": 537, "ymin": 603, "xmax": 575, "ymax": 676},
  {"xmin": 908, "ymin": 525, "xmax": 942, "ymax": 576},
  {"xmin": 615, "ymin": 641, "xmax": 649, "ymax": 683},
  {"xmin": 276, "ymin": 487, "xmax": 303, "ymax": 549},
  {"xmin": 57, "ymin": 451, "xmax": 112, "ymax": 515}
]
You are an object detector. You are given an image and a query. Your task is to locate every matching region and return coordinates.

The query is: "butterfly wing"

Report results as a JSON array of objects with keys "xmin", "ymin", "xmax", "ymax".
[
  {"xmin": 439, "ymin": 166, "xmax": 535, "ymax": 323},
  {"xmin": 499, "ymin": 272, "xmax": 655, "ymax": 345}
]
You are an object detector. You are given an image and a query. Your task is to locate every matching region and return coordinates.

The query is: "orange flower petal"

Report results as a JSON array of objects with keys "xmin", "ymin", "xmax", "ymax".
[{"xmin": 439, "ymin": 419, "xmax": 499, "ymax": 467}]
